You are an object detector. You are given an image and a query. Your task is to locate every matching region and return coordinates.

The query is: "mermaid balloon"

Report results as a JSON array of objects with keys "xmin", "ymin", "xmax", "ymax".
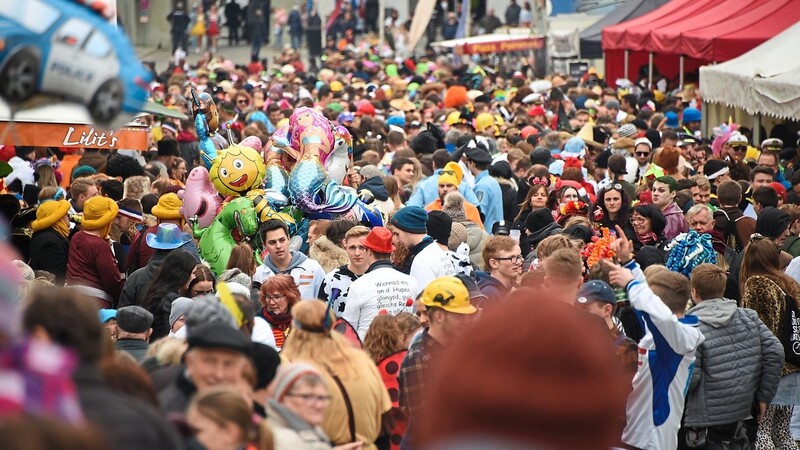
[{"xmin": 192, "ymin": 197, "xmax": 260, "ymax": 275}]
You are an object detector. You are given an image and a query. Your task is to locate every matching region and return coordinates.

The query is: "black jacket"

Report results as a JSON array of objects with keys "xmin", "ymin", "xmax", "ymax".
[
  {"xmin": 118, "ymin": 250, "xmax": 168, "ymax": 308},
  {"xmin": 74, "ymin": 365, "xmax": 183, "ymax": 450},
  {"xmin": 29, "ymin": 228, "xmax": 69, "ymax": 282}
]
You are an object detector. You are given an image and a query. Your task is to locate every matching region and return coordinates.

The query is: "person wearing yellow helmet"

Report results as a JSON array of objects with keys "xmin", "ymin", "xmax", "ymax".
[{"xmin": 399, "ymin": 276, "xmax": 476, "ymax": 448}]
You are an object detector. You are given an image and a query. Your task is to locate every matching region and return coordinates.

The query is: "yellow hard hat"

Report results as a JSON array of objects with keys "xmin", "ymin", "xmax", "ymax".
[
  {"xmin": 446, "ymin": 111, "xmax": 462, "ymax": 126},
  {"xmin": 420, "ymin": 277, "xmax": 477, "ymax": 315},
  {"xmin": 475, "ymin": 113, "xmax": 495, "ymax": 133}
]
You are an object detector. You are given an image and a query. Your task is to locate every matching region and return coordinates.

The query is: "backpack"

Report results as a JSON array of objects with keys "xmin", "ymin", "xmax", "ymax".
[
  {"xmin": 769, "ymin": 279, "xmax": 800, "ymax": 367},
  {"xmin": 783, "ymin": 235, "xmax": 800, "ymax": 258}
]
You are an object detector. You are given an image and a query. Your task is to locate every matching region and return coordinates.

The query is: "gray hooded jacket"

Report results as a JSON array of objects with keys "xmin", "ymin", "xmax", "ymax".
[{"xmin": 684, "ymin": 298, "xmax": 784, "ymax": 427}]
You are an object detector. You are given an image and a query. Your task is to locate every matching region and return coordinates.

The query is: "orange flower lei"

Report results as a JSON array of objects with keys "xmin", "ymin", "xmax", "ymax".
[{"xmin": 582, "ymin": 227, "xmax": 617, "ymax": 267}]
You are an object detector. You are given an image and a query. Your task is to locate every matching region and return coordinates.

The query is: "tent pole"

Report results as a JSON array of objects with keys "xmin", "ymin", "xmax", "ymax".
[
  {"xmin": 648, "ymin": 52, "xmax": 653, "ymax": 89},
  {"xmin": 679, "ymin": 56, "xmax": 684, "ymax": 91},
  {"xmin": 624, "ymin": 50, "xmax": 629, "ymax": 80},
  {"xmin": 754, "ymin": 114, "xmax": 762, "ymax": 146}
]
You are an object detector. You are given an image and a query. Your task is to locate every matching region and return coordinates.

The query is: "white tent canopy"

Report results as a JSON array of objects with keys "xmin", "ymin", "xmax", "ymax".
[{"xmin": 700, "ymin": 22, "xmax": 800, "ymax": 120}]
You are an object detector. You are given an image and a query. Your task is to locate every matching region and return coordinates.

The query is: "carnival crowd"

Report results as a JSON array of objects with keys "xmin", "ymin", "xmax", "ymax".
[{"xmin": 4, "ymin": 1, "xmax": 800, "ymax": 448}]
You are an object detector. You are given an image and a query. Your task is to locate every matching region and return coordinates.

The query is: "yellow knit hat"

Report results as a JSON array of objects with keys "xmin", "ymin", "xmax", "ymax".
[
  {"xmin": 443, "ymin": 161, "xmax": 463, "ymax": 185},
  {"xmin": 151, "ymin": 193, "xmax": 183, "ymax": 220},
  {"xmin": 81, "ymin": 196, "xmax": 119, "ymax": 230},
  {"xmin": 31, "ymin": 200, "xmax": 71, "ymax": 232},
  {"xmin": 438, "ymin": 169, "xmax": 459, "ymax": 187}
]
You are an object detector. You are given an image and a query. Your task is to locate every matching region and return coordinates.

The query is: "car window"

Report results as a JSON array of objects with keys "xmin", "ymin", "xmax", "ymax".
[
  {"xmin": 53, "ymin": 18, "xmax": 92, "ymax": 48},
  {"xmin": 83, "ymin": 31, "xmax": 112, "ymax": 58},
  {"xmin": 0, "ymin": 0, "xmax": 60, "ymax": 34}
]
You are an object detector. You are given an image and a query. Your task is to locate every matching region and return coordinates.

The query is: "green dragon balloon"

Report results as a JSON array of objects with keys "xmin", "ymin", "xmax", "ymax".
[{"xmin": 192, "ymin": 197, "xmax": 260, "ymax": 276}]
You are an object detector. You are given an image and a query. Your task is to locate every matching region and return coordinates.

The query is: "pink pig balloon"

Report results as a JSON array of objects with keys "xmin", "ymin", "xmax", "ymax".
[
  {"xmin": 239, "ymin": 135, "xmax": 263, "ymax": 153},
  {"xmin": 179, "ymin": 166, "xmax": 223, "ymax": 228}
]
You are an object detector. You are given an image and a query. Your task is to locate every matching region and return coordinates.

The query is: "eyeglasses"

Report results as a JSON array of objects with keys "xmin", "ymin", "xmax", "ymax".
[
  {"xmin": 264, "ymin": 294, "xmax": 285, "ymax": 302},
  {"xmin": 285, "ymin": 393, "xmax": 331, "ymax": 404},
  {"xmin": 494, "ymin": 255, "xmax": 524, "ymax": 263},
  {"xmin": 629, "ymin": 216, "xmax": 646, "ymax": 224},
  {"xmin": 635, "ymin": 151, "xmax": 650, "ymax": 157}
]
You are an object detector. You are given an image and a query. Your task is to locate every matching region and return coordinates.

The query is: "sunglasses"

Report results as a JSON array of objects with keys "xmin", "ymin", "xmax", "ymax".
[
  {"xmin": 731, "ymin": 145, "xmax": 747, "ymax": 152},
  {"xmin": 635, "ymin": 151, "xmax": 650, "ymax": 157},
  {"xmin": 237, "ymin": 99, "xmax": 249, "ymax": 105},
  {"xmin": 440, "ymin": 170, "xmax": 457, "ymax": 176}
]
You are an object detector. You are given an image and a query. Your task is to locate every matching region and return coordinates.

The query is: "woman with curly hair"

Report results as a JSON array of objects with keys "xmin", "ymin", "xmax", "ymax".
[
  {"xmin": 281, "ymin": 300, "xmax": 391, "ymax": 449},
  {"xmin": 741, "ymin": 236, "xmax": 800, "ymax": 449},
  {"xmin": 362, "ymin": 313, "xmax": 421, "ymax": 450},
  {"xmin": 258, "ymin": 274, "xmax": 300, "ymax": 350}
]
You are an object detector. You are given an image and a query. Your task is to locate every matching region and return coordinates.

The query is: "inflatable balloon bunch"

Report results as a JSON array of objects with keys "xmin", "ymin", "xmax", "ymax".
[
  {"xmin": 263, "ymin": 107, "xmax": 384, "ymax": 227},
  {"xmin": 179, "ymin": 104, "xmax": 384, "ymax": 276}
]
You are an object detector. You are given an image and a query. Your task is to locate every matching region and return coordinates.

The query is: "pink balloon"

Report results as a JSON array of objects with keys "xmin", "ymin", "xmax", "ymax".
[
  {"xmin": 179, "ymin": 166, "xmax": 222, "ymax": 228},
  {"xmin": 240, "ymin": 136, "xmax": 263, "ymax": 153}
]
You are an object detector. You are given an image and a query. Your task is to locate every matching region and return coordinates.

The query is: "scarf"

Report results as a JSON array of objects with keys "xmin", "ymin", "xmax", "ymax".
[
  {"xmin": 52, "ymin": 218, "xmax": 70, "ymax": 239},
  {"xmin": 636, "ymin": 231, "xmax": 658, "ymax": 246},
  {"xmin": 263, "ymin": 308, "xmax": 292, "ymax": 331}
]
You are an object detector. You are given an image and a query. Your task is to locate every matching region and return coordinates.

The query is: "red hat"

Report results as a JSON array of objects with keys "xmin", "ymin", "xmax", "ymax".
[
  {"xmin": 361, "ymin": 227, "xmax": 396, "ymax": 253},
  {"xmin": 769, "ymin": 182, "xmax": 788, "ymax": 203},
  {"xmin": 355, "ymin": 100, "xmax": 376, "ymax": 117},
  {"xmin": 528, "ymin": 106, "xmax": 546, "ymax": 117},
  {"xmin": 520, "ymin": 126, "xmax": 539, "ymax": 140}
]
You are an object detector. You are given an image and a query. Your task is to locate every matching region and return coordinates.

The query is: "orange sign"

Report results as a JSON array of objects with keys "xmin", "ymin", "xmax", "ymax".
[
  {"xmin": 458, "ymin": 37, "xmax": 546, "ymax": 55},
  {"xmin": 0, "ymin": 122, "xmax": 149, "ymax": 151}
]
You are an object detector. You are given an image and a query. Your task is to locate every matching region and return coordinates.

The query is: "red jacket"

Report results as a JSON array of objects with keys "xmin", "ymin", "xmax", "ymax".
[{"xmin": 66, "ymin": 231, "xmax": 124, "ymax": 302}]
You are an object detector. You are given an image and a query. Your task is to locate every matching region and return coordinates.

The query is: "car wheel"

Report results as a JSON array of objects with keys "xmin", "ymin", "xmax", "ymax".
[
  {"xmin": 89, "ymin": 80, "xmax": 124, "ymax": 126},
  {"xmin": 0, "ymin": 50, "xmax": 39, "ymax": 103}
]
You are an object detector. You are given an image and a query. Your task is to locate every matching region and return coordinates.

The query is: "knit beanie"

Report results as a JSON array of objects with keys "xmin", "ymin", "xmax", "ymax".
[
  {"xmin": 157, "ymin": 139, "xmax": 180, "ymax": 157},
  {"xmin": 427, "ymin": 211, "xmax": 453, "ymax": 246},
  {"xmin": 271, "ymin": 362, "xmax": 324, "ymax": 401},
  {"xmin": 81, "ymin": 196, "xmax": 118, "ymax": 232},
  {"xmin": 184, "ymin": 296, "xmax": 237, "ymax": 330},
  {"xmin": 152, "ymin": 193, "xmax": 183, "ymax": 220},
  {"xmin": 525, "ymin": 208, "xmax": 555, "ymax": 234},
  {"xmin": 448, "ymin": 222, "xmax": 469, "ymax": 252},
  {"xmin": 169, "ymin": 297, "xmax": 193, "ymax": 329},
  {"xmin": 438, "ymin": 169, "xmax": 459, "ymax": 187},
  {"xmin": 252, "ymin": 343, "xmax": 281, "ymax": 390},
  {"xmin": 756, "ymin": 207, "xmax": 791, "ymax": 240},
  {"xmin": 30, "ymin": 199, "xmax": 70, "ymax": 233},
  {"xmin": 391, "ymin": 206, "xmax": 428, "ymax": 234},
  {"xmin": 13, "ymin": 260, "xmax": 34, "ymax": 281},
  {"xmin": 218, "ymin": 268, "xmax": 253, "ymax": 292},
  {"xmin": 442, "ymin": 192, "xmax": 468, "ymax": 223},
  {"xmin": 416, "ymin": 293, "xmax": 627, "ymax": 449},
  {"xmin": 617, "ymin": 123, "xmax": 637, "ymax": 139}
]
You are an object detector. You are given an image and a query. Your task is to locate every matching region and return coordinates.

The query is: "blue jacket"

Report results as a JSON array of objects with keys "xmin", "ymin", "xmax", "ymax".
[
  {"xmin": 473, "ymin": 170, "xmax": 504, "ymax": 232},
  {"xmin": 406, "ymin": 169, "xmax": 480, "ymax": 208}
]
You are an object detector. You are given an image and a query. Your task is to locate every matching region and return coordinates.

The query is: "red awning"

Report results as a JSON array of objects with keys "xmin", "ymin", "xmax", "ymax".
[
  {"xmin": 681, "ymin": 0, "xmax": 800, "ymax": 61},
  {"xmin": 602, "ymin": 0, "xmax": 800, "ymax": 84},
  {"xmin": 602, "ymin": 0, "xmax": 693, "ymax": 50},
  {"xmin": 648, "ymin": 0, "xmax": 758, "ymax": 55}
]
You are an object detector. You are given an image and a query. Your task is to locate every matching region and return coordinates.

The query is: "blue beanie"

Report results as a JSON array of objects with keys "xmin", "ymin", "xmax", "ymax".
[{"xmin": 391, "ymin": 206, "xmax": 428, "ymax": 234}]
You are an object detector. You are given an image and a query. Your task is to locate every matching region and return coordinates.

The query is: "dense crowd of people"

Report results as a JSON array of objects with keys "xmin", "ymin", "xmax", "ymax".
[{"xmin": 5, "ymin": 2, "xmax": 800, "ymax": 448}]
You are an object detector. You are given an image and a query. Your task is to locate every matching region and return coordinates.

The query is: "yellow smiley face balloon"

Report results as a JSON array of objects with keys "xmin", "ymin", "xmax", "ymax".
[{"xmin": 209, "ymin": 144, "xmax": 266, "ymax": 196}]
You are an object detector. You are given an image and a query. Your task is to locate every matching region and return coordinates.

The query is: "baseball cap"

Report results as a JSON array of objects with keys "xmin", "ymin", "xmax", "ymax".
[
  {"xmin": 421, "ymin": 276, "xmax": 477, "ymax": 315},
  {"xmin": 576, "ymin": 280, "xmax": 616, "ymax": 305}
]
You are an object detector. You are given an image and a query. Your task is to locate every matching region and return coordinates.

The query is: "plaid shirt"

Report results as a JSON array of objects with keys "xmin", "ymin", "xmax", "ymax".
[{"xmin": 399, "ymin": 329, "xmax": 441, "ymax": 421}]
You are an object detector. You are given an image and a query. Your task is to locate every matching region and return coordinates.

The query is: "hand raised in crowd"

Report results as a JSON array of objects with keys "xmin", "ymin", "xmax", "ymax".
[
  {"xmin": 602, "ymin": 259, "xmax": 634, "ymax": 290},
  {"xmin": 610, "ymin": 224, "xmax": 634, "ymax": 264}
]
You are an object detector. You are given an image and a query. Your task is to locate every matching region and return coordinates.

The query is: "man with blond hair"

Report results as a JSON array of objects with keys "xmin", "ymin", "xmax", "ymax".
[{"xmin": 476, "ymin": 236, "xmax": 523, "ymax": 302}]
